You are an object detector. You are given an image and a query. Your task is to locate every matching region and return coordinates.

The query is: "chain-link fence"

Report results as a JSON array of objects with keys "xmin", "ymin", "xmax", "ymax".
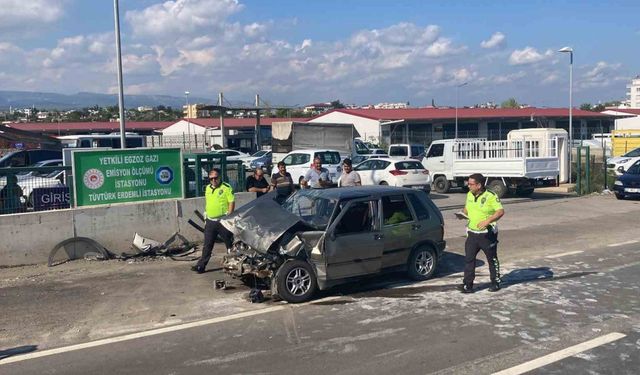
[{"xmin": 0, "ymin": 166, "xmax": 72, "ymax": 214}]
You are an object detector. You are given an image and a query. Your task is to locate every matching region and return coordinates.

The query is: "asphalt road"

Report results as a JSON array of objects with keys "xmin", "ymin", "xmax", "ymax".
[{"xmin": 2, "ymin": 200, "xmax": 639, "ymax": 374}]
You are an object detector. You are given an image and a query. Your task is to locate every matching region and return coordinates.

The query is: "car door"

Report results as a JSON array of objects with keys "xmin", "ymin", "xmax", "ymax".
[
  {"xmin": 380, "ymin": 193, "xmax": 417, "ymax": 269},
  {"xmin": 371, "ymin": 160, "xmax": 391, "ymax": 185},
  {"xmin": 324, "ymin": 198, "xmax": 383, "ymax": 279},
  {"xmin": 406, "ymin": 191, "xmax": 443, "ymax": 248},
  {"xmin": 354, "ymin": 160, "xmax": 376, "ymax": 185}
]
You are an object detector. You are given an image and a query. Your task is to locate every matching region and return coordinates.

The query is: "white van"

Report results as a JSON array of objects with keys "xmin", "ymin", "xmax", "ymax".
[
  {"xmin": 58, "ymin": 133, "xmax": 146, "ymax": 149},
  {"xmin": 280, "ymin": 149, "xmax": 342, "ymax": 185},
  {"xmin": 388, "ymin": 144, "xmax": 425, "ymax": 160}
]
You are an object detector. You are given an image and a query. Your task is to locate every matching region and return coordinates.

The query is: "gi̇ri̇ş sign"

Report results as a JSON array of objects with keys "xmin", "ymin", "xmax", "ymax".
[{"xmin": 72, "ymin": 148, "xmax": 183, "ymax": 207}]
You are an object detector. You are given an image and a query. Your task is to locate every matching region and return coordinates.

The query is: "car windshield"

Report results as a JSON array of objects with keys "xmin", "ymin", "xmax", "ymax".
[
  {"xmin": 251, "ymin": 150, "xmax": 267, "ymax": 157},
  {"xmin": 623, "ymin": 148, "xmax": 640, "ymax": 157},
  {"xmin": 315, "ymin": 151, "xmax": 341, "ymax": 165},
  {"xmin": 389, "ymin": 146, "xmax": 408, "ymax": 156},
  {"xmin": 281, "ymin": 190, "xmax": 337, "ymax": 230}
]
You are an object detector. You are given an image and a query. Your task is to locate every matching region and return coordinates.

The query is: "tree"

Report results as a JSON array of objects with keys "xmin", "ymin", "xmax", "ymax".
[
  {"xmin": 330, "ymin": 100, "xmax": 346, "ymax": 109},
  {"xmin": 500, "ymin": 98, "xmax": 520, "ymax": 109},
  {"xmin": 580, "ymin": 103, "xmax": 592, "ymax": 111}
]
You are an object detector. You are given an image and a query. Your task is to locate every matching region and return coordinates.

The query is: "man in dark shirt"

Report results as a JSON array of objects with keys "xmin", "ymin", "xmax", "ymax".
[
  {"xmin": 271, "ymin": 161, "xmax": 294, "ymax": 204},
  {"xmin": 246, "ymin": 167, "xmax": 270, "ymax": 197}
]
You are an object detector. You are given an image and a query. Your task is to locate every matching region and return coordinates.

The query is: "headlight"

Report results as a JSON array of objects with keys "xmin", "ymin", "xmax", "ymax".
[
  {"xmin": 614, "ymin": 180, "xmax": 623, "ymax": 186},
  {"xmin": 618, "ymin": 158, "xmax": 630, "ymax": 164}
]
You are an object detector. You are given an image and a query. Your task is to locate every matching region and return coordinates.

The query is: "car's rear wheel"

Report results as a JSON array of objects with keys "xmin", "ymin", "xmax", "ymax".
[
  {"xmin": 615, "ymin": 193, "xmax": 625, "ymax": 200},
  {"xmin": 379, "ymin": 181, "xmax": 388, "ymax": 186},
  {"xmin": 407, "ymin": 246, "xmax": 437, "ymax": 281},
  {"xmin": 275, "ymin": 260, "xmax": 317, "ymax": 303},
  {"xmin": 487, "ymin": 179, "xmax": 508, "ymax": 198}
]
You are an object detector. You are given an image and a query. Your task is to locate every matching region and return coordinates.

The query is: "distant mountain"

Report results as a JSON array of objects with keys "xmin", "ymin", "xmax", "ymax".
[{"xmin": 0, "ymin": 91, "xmax": 213, "ymax": 110}]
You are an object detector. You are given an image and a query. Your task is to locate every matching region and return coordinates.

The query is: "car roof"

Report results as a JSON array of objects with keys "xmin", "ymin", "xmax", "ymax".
[
  {"xmin": 361, "ymin": 157, "xmax": 421, "ymax": 163},
  {"xmin": 306, "ymin": 186, "xmax": 422, "ymax": 200},
  {"xmin": 287, "ymin": 149, "xmax": 341, "ymax": 154}
]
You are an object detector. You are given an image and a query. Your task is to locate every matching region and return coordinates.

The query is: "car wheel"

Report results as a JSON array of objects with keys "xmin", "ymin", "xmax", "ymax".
[
  {"xmin": 487, "ymin": 180, "xmax": 508, "ymax": 198},
  {"xmin": 379, "ymin": 181, "xmax": 388, "ymax": 185},
  {"xmin": 275, "ymin": 260, "xmax": 317, "ymax": 303},
  {"xmin": 433, "ymin": 176, "xmax": 450, "ymax": 194},
  {"xmin": 407, "ymin": 246, "xmax": 437, "ymax": 281},
  {"xmin": 615, "ymin": 193, "xmax": 625, "ymax": 200}
]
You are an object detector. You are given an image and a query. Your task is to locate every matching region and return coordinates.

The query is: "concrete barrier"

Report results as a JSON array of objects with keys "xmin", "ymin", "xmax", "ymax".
[{"xmin": 0, "ymin": 192, "xmax": 256, "ymax": 267}]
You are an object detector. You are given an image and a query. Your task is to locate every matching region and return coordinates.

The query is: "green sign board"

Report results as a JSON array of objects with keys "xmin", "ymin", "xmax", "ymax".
[{"xmin": 73, "ymin": 148, "xmax": 183, "ymax": 207}]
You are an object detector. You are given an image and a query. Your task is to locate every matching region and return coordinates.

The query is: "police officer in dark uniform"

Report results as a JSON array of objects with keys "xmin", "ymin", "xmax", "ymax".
[
  {"xmin": 191, "ymin": 168, "xmax": 235, "ymax": 274},
  {"xmin": 457, "ymin": 173, "xmax": 505, "ymax": 293}
]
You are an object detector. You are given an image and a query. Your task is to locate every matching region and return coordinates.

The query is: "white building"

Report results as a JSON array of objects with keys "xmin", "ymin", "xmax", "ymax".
[
  {"xmin": 601, "ymin": 109, "xmax": 640, "ymax": 130},
  {"xmin": 626, "ymin": 75, "xmax": 640, "ymax": 108}
]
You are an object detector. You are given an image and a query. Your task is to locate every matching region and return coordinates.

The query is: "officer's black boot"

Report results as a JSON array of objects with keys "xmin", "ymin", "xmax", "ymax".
[
  {"xmin": 489, "ymin": 281, "xmax": 501, "ymax": 292},
  {"xmin": 457, "ymin": 284, "xmax": 474, "ymax": 294}
]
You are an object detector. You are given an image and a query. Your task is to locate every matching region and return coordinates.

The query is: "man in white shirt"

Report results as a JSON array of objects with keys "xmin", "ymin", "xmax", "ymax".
[
  {"xmin": 338, "ymin": 158, "xmax": 361, "ymax": 187},
  {"xmin": 301, "ymin": 157, "xmax": 330, "ymax": 189}
]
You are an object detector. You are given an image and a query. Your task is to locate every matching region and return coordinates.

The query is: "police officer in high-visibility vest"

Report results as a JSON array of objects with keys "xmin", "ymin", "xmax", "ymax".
[
  {"xmin": 457, "ymin": 173, "xmax": 505, "ymax": 293},
  {"xmin": 191, "ymin": 168, "xmax": 235, "ymax": 274}
]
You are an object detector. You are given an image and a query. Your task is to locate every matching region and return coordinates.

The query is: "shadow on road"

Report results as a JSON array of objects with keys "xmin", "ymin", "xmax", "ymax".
[{"xmin": 0, "ymin": 345, "xmax": 38, "ymax": 361}]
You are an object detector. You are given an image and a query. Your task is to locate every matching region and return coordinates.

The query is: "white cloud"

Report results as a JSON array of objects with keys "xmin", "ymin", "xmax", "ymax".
[
  {"xmin": 508, "ymin": 47, "xmax": 553, "ymax": 65},
  {"xmin": 0, "ymin": 0, "xmax": 64, "ymax": 31},
  {"xmin": 481, "ymin": 32, "xmax": 506, "ymax": 49},
  {"xmin": 424, "ymin": 38, "xmax": 466, "ymax": 57},
  {"xmin": 126, "ymin": 0, "xmax": 244, "ymax": 40},
  {"xmin": 578, "ymin": 61, "xmax": 625, "ymax": 89}
]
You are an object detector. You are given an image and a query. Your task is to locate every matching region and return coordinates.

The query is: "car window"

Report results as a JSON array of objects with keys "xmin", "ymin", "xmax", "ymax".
[
  {"xmin": 627, "ymin": 162, "xmax": 640, "ymax": 174},
  {"xmin": 373, "ymin": 160, "xmax": 391, "ymax": 170},
  {"xmin": 284, "ymin": 153, "xmax": 310, "ymax": 166},
  {"xmin": 395, "ymin": 161, "xmax": 424, "ymax": 170},
  {"xmin": 427, "ymin": 144, "xmax": 444, "ymax": 157},
  {"xmin": 334, "ymin": 201, "xmax": 375, "ymax": 235},
  {"xmin": 282, "ymin": 190, "xmax": 337, "ymax": 230},
  {"xmin": 624, "ymin": 148, "xmax": 640, "ymax": 157},
  {"xmin": 352, "ymin": 156, "xmax": 367, "ymax": 165},
  {"xmin": 408, "ymin": 193, "xmax": 430, "ymax": 220},
  {"xmin": 315, "ymin": 151, "xmax": 341, "ymax": 165},
  {"xmin": 382, "ymin": 195, "xmax": 413, "ymax": 225},
  {"xmin": 389, "ymin": 146, "xmax": 408, "ymax": 157},
  {"xmin": 355, "ymin": 160, "xmax": 374, "ymax": 170}
]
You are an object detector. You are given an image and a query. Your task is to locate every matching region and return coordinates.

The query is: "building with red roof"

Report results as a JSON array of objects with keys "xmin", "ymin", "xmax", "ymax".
[{"xmin": 309, "ymin": 107, "xmax": 615, "ymax": 145}]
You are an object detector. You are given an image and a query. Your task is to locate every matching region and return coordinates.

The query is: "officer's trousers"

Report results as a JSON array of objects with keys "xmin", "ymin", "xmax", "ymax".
[
  {"xmin": 197, "ymin": 219, "xmax": 233, "ymax": 269},
  {"xmin": 463, "ymin": 229, "xmax": 501, "ymax": 286}
]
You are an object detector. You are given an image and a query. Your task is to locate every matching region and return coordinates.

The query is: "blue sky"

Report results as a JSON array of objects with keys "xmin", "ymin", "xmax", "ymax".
[{"xmin": 0, "ymin": 0, "xmax": 638, "ymax": 107}]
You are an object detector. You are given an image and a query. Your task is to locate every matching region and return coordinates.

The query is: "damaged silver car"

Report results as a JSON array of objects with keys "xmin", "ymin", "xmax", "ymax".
[{"xmin": 221, "ymin": 186, "xmax": 445, "ymax": 303}]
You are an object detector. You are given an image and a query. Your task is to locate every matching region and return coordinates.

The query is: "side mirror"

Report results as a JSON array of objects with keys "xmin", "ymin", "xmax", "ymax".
[{"xmin": 617, "ymin": 166, "xmax": 625, "ymax": 174}]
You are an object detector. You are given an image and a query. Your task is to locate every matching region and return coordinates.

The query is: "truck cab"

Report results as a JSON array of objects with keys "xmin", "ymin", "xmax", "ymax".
[{"xmin": 388, "ymin": 144, "xmax": 425, "ymax": 160}]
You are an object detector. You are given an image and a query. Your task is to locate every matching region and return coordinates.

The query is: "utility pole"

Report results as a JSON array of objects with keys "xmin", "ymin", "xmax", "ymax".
[
  {"xmin": 255, "ymin": 94, "xmax": 261, "ymax": 152},
  {"xmin": 219, "ymin": 92, "xmax": 225, "ymax": 148},
  {"xmin": 113, "ymin": 0, "xmax": 126, "ymax": 148}
]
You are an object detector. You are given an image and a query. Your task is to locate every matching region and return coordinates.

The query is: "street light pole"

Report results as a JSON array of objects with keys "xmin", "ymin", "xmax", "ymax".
[
  {"xmin": 185, "ymin": 91, "xmax": 191, "ymax": 151},
  {"xmin": 113, "ymin": 0, "xmax": 126, "ymax": 148},
  {"xmin": 559, "ymin": 47, "xmax": 573, "ymax": 183},
  {"xmin": 455, "ymin": 82, "xmax": 468, "ymax": 139}
]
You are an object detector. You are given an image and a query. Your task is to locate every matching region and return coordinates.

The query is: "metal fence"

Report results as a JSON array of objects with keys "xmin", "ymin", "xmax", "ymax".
[
  {"xmin": 0, "ymin": 157, "xmax": 246, "ymax": 215},
  {"xmin": 0, "ymin": 166, "xmax": 72, "ymax": 215}
]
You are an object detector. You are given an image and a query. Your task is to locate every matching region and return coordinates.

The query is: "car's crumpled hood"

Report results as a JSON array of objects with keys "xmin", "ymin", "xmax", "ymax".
[{"xmin": 220, "ymin": 192, "xmax": 304, "ymax": 253}]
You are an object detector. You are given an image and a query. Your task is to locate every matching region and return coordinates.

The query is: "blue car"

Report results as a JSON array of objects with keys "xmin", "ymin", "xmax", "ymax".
[{"xmin": 613, "ymin": 160, "xmax": 640, "ymax": 200}]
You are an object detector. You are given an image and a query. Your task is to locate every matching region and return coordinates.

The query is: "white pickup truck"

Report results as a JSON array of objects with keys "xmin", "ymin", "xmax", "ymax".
[{"xmin": 423, "ymin": 130, "xmax": 564, "ymax": 197}]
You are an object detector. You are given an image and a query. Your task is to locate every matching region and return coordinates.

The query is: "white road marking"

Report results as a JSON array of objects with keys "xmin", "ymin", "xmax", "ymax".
[
  {"xmin": 607, "ymin": 240, "xmax": 639, "ymax": 247},
  {"xmin": 545, "ymin": 250, "xmax": 584, "ymax": 259},
  {"xmin": 0, "ymin": 295, "xmax": 348, "ymax": 366},
  {"xmin": 492, "ymin": 332, "xmax": 626, "ymax": 375}
]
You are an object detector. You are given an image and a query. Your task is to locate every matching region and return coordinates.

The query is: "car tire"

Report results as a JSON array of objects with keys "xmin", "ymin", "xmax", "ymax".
[
  {"xmin": 275, "ymin": 260, "xmax": 317, "ymax": 303},
  {"xmin": 407, "ymin": 246, "xmax": 437, "ymax": 281},
  {"xmin": 615, "ymin": 193, "xmax": 625, "ymax": 200},
  {"xmin": 379, "ymin": 181, "xmax": 388, "ymax": 186},
  {"xmin": 487, "ymin": 180, "xmax": 508, "ymax": 198},
  {"xmin": 433, "ymin": 176, "xmax": 450, "ymax": 194}
]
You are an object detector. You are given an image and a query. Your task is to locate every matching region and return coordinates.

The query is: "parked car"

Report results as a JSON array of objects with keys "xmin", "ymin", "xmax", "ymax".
[
  {"xmin": 0, "ymin": 149, "xmax": 62, "ymax": 168},
  {"xmin": 613, "ymin": 160, "xmax": 640, "ymax": 200},
  {"xmin": 608, "ymin": 147, "xmax": 640, "ymax": 176},
  {"xmin": 350, "ymin": 154, "xmax": 389, "ymax": 165},
  {"xmin": 221, "ymin": 186, "xmax": 445, "ymax": 303},
  {"xmin": 280, "ymin": 149, "xmax": 343, "ymax": 185},
  {"xmin": 241, "ymin": 150, "xmax": 272, "ymax": 172},
  {"xmin": 367, "ymin": 148, "xmax": 388, "ymax": 155},
  {"xmin": 388, "ymin": 144, "xmax": 425, "ymax": 160},
  {"xmin": 19, "ymin": 169, "xmax": 65, "ymax": 205},
  {"xmin": 212, "ymin": 149, "xmax": 250, "ymax": 162},
  {"xmin": 16, "ymin": 159, "xmax": 63, "ymax": 178},
  {"xmin": 354, "ymin": 158, "xmax": 432, "ymax": 193}
]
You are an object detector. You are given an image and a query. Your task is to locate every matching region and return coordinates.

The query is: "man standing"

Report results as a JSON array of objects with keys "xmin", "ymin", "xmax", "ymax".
[
  {"xmin": 271, "ymin": 161, "xmax": 294, "ymax": 204},
  {"xmin": 301, "ymin": 157, "xmax": 330, "ymax": 189},
  {"xmin": 192, "ymin": 168, "xmax": 235, "ymax": 274},
  {"xmin": 337, "ymin": 158, "xmax": 361, "ymax": 187},
  {"xmin": 246, "ymin": 167, "xmax": 269, "ymax": 197},
  {"xmin": 457, "ymin": 173, "xmax": 505, "ymax": 293}
]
